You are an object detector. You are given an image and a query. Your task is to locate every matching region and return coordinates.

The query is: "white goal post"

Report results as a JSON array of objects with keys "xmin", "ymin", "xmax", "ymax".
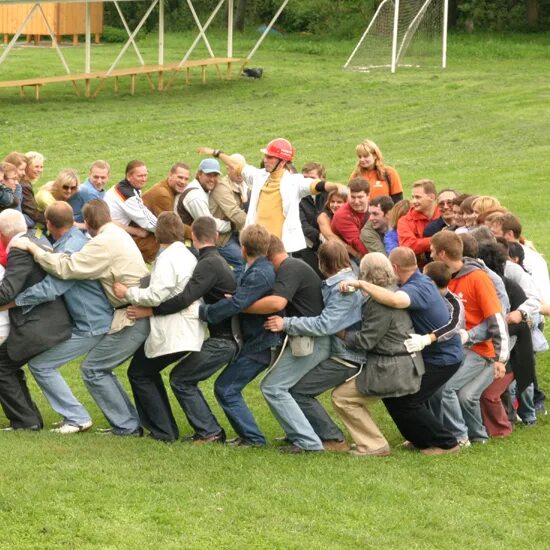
[{"xmin": 344, "ymin": 0, "xmax": 448, "ymax": 73}]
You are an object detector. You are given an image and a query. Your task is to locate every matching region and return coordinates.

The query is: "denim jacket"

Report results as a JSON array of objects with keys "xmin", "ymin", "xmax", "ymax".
[
  {"xmin": 200, "ymin": 256, "xmax": 281, "ymax": 354},
  {"xmin": 283, "ymin": 268, "xmax": 366, "ymax": 363},
  {"xmin": 15, "ymin": 227, "xmax": 113, "ymax": 337}
]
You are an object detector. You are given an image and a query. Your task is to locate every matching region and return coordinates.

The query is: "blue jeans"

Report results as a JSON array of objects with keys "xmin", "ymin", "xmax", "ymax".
[
  {"xmin": 435, "ymin": 349, "xmax": 493, "ymax": 441},
  {"xmin": 214, "ymin": 352, "xmax": 269, "ymax": 445},
  {"xmin": 509, "ymin": 380, "xmax": 536, "ymax": 423},
  {"xmin": 28, "ymin": 333, "xmax": 104, "ymax": 426},
  {"xmin": 81, "ymin": 319, "xmax": 149, "ymax": 435},
  {"xmin": 260, "ymin": 336, "xmax": 331, "ymax": 450},
  {"xmin": 218, "ymin": 236, "xmax": 244, "ymax": 283}
]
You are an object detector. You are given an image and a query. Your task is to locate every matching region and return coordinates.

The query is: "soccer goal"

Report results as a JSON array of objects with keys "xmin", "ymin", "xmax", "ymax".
[{"xmin": 344, "ymin": 0, "xmax": 448, "ymax": 73}]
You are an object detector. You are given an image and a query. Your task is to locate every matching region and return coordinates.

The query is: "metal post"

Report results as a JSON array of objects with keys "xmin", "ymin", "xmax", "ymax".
[
  {"xmin": 85, "ymin": 0, "xmax": 91, "ymax": 74},
  {"xmin": 390, "ymin": 0, "xmax": 400, "ymax": 73},
  {"xmin": 227, "ymin": 0, "xmax": 233, "ymax": 58},
  {"xmin": 442, "ymin": 0, "xmax": 448, "ymax": 68},
  {"xmin": 159, "ymin": 0, "xmax": 164, "ymax": 66}
]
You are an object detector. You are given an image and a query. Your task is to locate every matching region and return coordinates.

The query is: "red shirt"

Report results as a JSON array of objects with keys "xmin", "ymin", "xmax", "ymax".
[
  {"xmin": 397, "ymin": 206, "xmax": 440, "ymax": 256},
  {"xmin": 331, "ymin": 202, "xmax": 368, "ymax": 256}
]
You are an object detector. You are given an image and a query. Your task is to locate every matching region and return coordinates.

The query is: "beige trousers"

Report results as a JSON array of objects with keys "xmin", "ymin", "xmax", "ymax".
[{"xmin": 332, "ymin": 379, "xmax": 388, "ymax": 452}]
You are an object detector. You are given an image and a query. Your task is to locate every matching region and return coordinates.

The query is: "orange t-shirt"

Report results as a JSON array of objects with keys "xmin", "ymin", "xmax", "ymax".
[
  {"xmin": 448, "ymin": 268, "xmax": 502, "ymax": 358},
  {"xmin": 349, "ymin": 165, "xmax": 402, "ymax": 199}
]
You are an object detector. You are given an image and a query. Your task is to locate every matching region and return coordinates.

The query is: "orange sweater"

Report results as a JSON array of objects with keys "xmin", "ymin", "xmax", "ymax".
[{"xmin": 349, "ymin": 165, "xmax": 402, "ymax": 199}]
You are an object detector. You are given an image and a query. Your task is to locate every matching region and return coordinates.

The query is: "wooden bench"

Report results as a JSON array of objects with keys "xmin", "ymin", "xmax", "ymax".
[{"xmin": 0, "ymin": 57, "xmax": 246, "ymax": 100}]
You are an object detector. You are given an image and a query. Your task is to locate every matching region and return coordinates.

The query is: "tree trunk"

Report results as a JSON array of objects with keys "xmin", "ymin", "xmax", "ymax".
[
  {"xmin": 526, "ymin": 0, "xmax": 539, "ymax": 27},
  {"xmin": 235, "ymin": 0, "xmax": 247, "ymax": 32}
]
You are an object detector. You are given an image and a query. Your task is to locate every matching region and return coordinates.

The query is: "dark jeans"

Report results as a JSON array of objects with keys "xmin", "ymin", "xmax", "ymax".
[
  {"xmin": 290, "ymin": 358, "xmax": 359, "ymax": 441},
  {"xmin": 128, "ymin": 338, "xmax": 236, "ymax": 441},
  {"xmin": 214, "ymin": 352, "xmax": 269, "ymax": 445},
  {"xmin": 0, "ymin": 343, "xmax": 43, "ymax": 429},
  {"xmin": 383, "ymin": 361, "xmax": 461, "ymax": 450},
  {"xmin": 170, "ymin": 338, "xmax": 237, "ymax": 438}
]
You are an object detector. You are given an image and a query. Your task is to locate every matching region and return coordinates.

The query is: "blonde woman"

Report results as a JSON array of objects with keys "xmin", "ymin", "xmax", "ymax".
[
  {"xmin": 35, "ymin": 169, "xmax": 79, "ymax": 212},
  {"xmin": 19, "ymin": 151, "xmax": 46, "ymax": 227},
  {"xmin": 349, "ymin": 139, "xmax": 403, "ymax": 203}
]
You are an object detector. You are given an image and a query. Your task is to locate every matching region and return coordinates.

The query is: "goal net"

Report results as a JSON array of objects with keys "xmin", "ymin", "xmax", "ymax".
[{"xmin": 344, "ymin": 0, "xmax": 448, "ymax": 73}]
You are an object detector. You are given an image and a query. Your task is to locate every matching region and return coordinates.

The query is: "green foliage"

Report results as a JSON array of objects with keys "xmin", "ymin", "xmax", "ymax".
[{"xmin": 458, "ymin": 0, "xmax": 526, "ymax": 31}]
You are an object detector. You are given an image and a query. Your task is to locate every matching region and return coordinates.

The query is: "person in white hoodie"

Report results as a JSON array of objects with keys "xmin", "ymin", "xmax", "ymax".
[{"xmin": 113, "ymin": 211, "xmax": 206, "ymax": 441}]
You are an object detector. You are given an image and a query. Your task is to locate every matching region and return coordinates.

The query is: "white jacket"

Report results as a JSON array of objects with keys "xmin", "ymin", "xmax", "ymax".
[
  {"xmin": 242, "ymin": 165, "xmax": 317, "ymax": 253},
  {"xmin": 125, "ymin": 241, "xmax": 206, "ymax": 358}
]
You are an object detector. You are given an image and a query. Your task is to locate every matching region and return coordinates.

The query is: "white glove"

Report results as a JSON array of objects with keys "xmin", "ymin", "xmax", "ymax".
[
  {"xmin": 459, "ymin": 329, "xmax": 469, "ymax": 345},
  {"xmin": 404, "ymin": 333, "xmax": 432, "ymax": 353}
]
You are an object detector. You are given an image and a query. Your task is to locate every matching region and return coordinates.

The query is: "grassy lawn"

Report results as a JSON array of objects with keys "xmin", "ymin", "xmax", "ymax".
[{"xmin": 0, "ymin": 30, "xmax": 549, "ymax": 548}]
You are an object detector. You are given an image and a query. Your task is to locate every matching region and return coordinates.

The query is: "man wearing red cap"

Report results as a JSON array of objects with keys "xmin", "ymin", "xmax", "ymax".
[{"xmin": 198, "ymin": 140, "xmax": 344, "ymax": 253}]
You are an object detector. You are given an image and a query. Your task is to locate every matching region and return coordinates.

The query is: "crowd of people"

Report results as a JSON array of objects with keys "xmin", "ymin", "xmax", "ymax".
[{"xmin": 0, "ymin": 137, "xmax": 547, "ymax": 457}]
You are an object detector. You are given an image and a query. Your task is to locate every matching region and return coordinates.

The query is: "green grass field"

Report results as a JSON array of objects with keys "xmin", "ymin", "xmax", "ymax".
[{"xmin": 0, "ymin": 30, "xmax": 549, "ymax": 549}]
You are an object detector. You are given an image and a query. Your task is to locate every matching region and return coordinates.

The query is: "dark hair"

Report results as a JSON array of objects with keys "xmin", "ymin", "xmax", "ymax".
[
  {"xmin": 348, "ymin": 177, "xmax": 369, "ymax": 194},
  {"xmin": 478, "ymin": 241, "xmax": 507, "ymax": 278},
  {"xmin": 83, "ymin": 199, "xmax": 111, "ymax": 230},
  {"xmin": 191, "ymin": 216, "xmax": 217, "ymax": 243},
  {"xmin": 126, "ymin": 160, "xmax": 145, "ymax": 176},
  {"xmin": 318, "ymin": 240, "xmax": 351, "ymax": 275},
  {"xmin": 423, "ymin": 261, "xmax": 451, "ymax": 289},
  {"xmin": 507, "ymin": 242, "xmax": 526, "ymax": 270},
  {"xmin": 459, "ymin": 233, "xmax": 479, "ymax": 258},
  {"xmin": 499, "ymin": 213, "xmax": 522, "ymax": 239},
  {"xmin": 155, "ymin": 212, "xmax": 186, "ymax": 244},
  {"xmin": 370, "ymin": 195, "xmax": 394, "ymax": 214},
  {"xmin": 240, "ymin": 224, "xmax": 270, "ymax": 257}
]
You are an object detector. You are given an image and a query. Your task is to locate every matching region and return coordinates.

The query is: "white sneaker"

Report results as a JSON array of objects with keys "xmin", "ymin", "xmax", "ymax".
[
  {"xmin": 51, "ymin": 421, "xmax": 93, "ymax": 434},
  {"xmin": 458, "ymin": 437, "xmax": 471, "ymax": 449}
]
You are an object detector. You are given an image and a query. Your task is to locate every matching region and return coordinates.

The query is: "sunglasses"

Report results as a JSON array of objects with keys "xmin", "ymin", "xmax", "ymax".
[{"xmin": 62, "ymin": 185, "xmax": 77, "ymax": 190}]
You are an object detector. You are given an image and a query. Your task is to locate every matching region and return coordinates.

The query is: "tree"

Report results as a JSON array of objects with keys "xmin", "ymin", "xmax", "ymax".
[{"xmin": 235, "ymin": 0, "xmax": 247, "ymax": 32}]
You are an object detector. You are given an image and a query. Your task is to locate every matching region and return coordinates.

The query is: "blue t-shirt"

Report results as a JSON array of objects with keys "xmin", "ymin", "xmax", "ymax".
[
  {"xmin": 69, "ymin": 179, "xmax": 106, "ymax": 223},
  {"xmin": 400, "ymin": 270, "xmax": 463, "ymax": 365}
]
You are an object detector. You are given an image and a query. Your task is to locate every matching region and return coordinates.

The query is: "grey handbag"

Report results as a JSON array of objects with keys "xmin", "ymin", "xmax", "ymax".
[
  {"xmin": 356, "ymin": 351, "xmax": 425, "ymax": 398},
  {"xmin": 289, "ymin": 335, "xmax": 314, "ymax": 357}
]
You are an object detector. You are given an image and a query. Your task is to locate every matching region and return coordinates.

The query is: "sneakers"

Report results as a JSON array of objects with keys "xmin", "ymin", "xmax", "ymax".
[
  {"xmin": 535, "ymin": 403, "xmax": 547, "ymax": 416},
  {"xmin": 182, "ymin": 431, "xmax": 226, "ymax": 444},
  {"xmin": 421, "ymin": 444, "xmax": 461, "ymax": 456},
  {"xmin": 51, "ymin": 421, "xmax": 93, "ymax": 434},
  {"xmin": 458, "ymin": 437, "xmax": 471, "ymax": 449},
  {"xmin": 323, "ymin": 439, "xmax": 350, "ymax": 452},
  {"xmin": 279, "ymin": 444, "xmax": 323, "ymax": 454},
  {"xmin": 349, "ymin": 444, "xmax": 391, "ymax": 457}
]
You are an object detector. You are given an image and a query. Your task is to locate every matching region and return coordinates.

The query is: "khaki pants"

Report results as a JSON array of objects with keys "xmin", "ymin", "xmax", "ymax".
[{"xmin": 332, "ymin": 379, "xmax": 388, "ymax": 453}]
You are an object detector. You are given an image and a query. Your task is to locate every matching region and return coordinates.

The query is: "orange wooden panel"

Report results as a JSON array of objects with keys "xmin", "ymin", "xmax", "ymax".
[{"xmin": 0, "ymin": 3, "xmax": 103, "ymax": 35}]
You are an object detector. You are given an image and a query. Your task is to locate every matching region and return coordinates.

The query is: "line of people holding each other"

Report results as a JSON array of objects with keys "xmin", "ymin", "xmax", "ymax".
[{"xmin": 0, "ymin": 137, "xmax": 547, "ymax": 457}]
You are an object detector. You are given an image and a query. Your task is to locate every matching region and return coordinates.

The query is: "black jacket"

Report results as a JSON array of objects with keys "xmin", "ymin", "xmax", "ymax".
[
  {"xmin": 0, "ymin": 241, "xmax": 72, "ymax": 362},
  {"xmin": 153, "ymin": 246, "xmax": 236, "ymax": 339}
]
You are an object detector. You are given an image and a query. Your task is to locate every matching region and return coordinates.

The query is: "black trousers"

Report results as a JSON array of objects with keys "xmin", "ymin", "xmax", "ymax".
[
  {"xmin": 0, "ymin": 343, "xmax": 43, "ymax": 429},
  {"xmin": 383, "ymin": 361, "xmax": 461, "ymax": 450},
  {"xmin": 127, "ymin": 338, "xmax": 236, "ymax": 441}
]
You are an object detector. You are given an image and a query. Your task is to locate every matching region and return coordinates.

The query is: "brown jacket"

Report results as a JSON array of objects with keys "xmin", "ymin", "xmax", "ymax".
[
  {"xmin": 209, "ymin": 177, "xmax": 246, "ymax": 246},
  {"xmin": 142, "ymin": 178, "xmax": 192, "ymax": 244}
]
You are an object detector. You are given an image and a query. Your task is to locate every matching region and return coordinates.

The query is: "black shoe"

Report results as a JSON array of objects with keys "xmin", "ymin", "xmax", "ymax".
[
  {"xmin": 0, "ymin": 424, "xmax": 41, "ymax": 432},
  {"xmin": 182, "ymin": 431, "xmax": 226, "ymax": 444},
  {"xmin": 100, "ymin": 427, "xmax": 144, "ymax": 437}
]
